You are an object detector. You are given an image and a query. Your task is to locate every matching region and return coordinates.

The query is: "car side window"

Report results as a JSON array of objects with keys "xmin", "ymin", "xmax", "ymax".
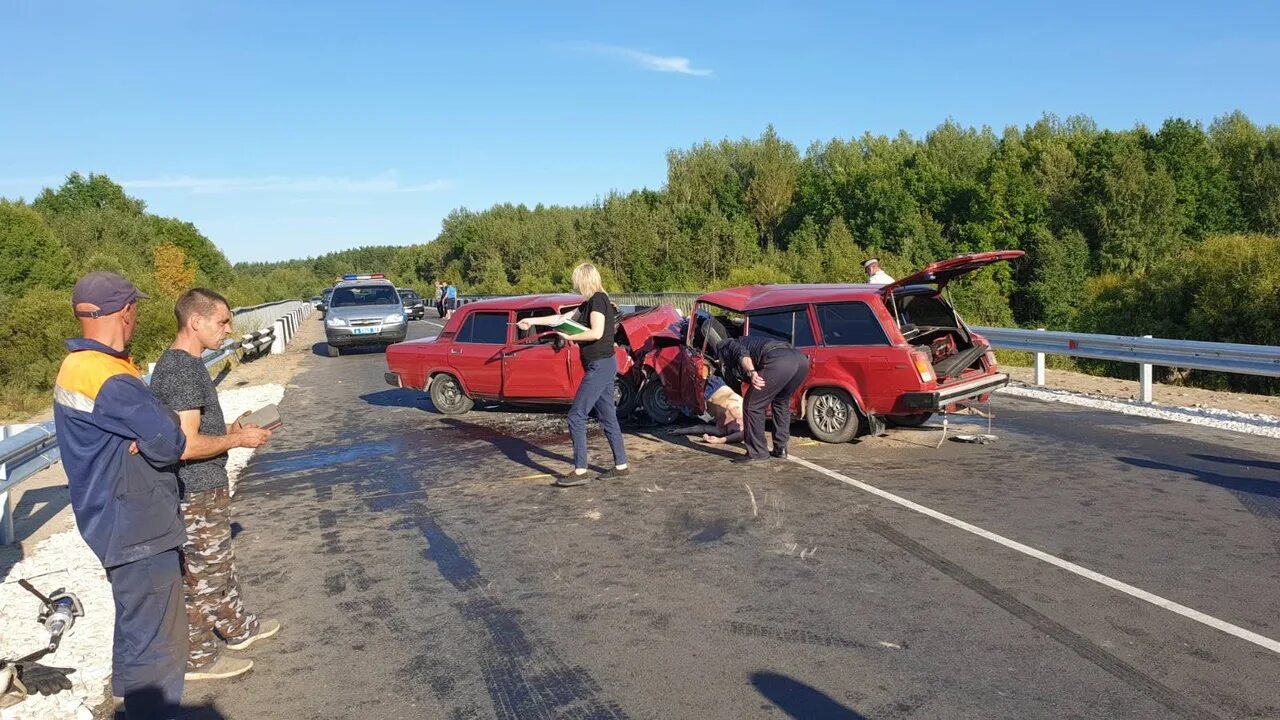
[
  {"xmin": 458, "ymin": 312, "xmax": 509, "ymax": 344},
  {"xmin": 514, "ymin": 308, "xmax": 558, "ymax": 341},
  {"xmin": 748, "ymin": 309, "xmax": 816, "ymax": 348},
  {"xmin": 816, "ymin": 302, "xmax": 889, "ymax": 346}
]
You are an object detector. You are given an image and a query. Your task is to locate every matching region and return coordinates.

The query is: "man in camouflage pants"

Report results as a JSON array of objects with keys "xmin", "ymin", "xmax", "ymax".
[{"xmin": 151, "ymin": 289, "xmax": 280, "ymax": 681}]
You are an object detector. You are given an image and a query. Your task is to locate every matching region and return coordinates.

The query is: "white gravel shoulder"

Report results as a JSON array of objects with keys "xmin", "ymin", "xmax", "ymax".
[
  {"xmin": 1, "ymin": 383, "xmax": 285, "ymax": 719},
  {"xmin": 999, "ymin": 384, "xmax": 1280, "ymax": 438}
]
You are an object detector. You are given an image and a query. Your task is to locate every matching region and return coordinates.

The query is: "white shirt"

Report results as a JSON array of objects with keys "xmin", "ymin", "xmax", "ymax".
[{"xmin": 866, "ymin": 271, "xmax": 895, "ymax": 285}]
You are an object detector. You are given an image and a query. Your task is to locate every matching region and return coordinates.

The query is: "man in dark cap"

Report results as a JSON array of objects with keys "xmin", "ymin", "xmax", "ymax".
[{"xmin": 53, "ymin": 272, "xmax": 189, "ymax": 719}]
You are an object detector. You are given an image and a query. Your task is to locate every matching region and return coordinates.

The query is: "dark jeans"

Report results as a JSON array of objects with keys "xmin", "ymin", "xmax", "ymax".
[
  {"xmin": 742, "ymin": 349, "xmax": 810, "ymax": 459},
  {"xmin": 568, "ymin": 356, "xmax": 628, "ymax": 470},
  {"xmin": 106, "ymin": 548, "xmax": 186, "ymax": 720}
]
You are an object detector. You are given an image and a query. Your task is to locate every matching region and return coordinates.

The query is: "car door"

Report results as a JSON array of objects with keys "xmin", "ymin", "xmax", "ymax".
[
  {"xmin": 448, "ymin": 310, "xmax": 509, "ymax": 397},
  {"xmin": 502, "ymin": 307, "xmax": 576, "ymax": 401},
  {"xmin": 745, "ymin": 306, "xmax": 819, "ymax": 412},
  {"xmin": 808, "ymin": 301, "xmax": 899, "ymax": 411}
]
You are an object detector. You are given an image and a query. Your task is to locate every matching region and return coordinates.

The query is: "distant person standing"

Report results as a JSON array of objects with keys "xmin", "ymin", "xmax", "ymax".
[
  {"xmin": 53, "ymin": 272, "xmax": 188, "ymax": 719},
  {"xmin": 150, "ymin": 289, "xmax": 279, "ymax": 683},
  {"xmin": 443, "ymin": 282, "xmax": 458, "ymax": 319},
  {"xmin": 701, "ymin": 317, "xmax": 810, "ymax": 464},
  {"xmin": 517, "ymin": 262, "xmax": 629, "ymax": 486},
  {"xmin": 862, "ymin": 258, "xmax": 895, "ymax": 285},
  {"xmin": 434, "ymin": 281, "xmax": 447, "ymax": 318}
]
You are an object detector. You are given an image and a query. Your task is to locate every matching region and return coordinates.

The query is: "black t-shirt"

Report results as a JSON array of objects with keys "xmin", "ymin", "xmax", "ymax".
[
  {"xmin": 150, "ymin": 349, "xmax": 228, "ymax": 496},
  {"xmin": 577, "ymin": 292, "xmax": 616, "ymax": 365}
]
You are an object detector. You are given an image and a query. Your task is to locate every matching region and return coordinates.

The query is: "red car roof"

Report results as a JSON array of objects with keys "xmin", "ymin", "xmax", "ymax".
[
  {"xmin": 697, "ymin": 284, "xmax": 883, "ymax": 312},
  {"xmin": 459, "ymin": 294, "xmax": 583, "ymax": 311}
]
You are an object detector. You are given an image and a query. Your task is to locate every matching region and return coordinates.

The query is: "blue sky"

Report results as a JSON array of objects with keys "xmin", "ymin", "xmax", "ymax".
[{"xmin": 2, "ymin": 1, "xmax": 1278, "ymax": 263}]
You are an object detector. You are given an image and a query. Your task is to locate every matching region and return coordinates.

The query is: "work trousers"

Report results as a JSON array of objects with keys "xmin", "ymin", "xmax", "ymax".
[
  {"xmin": 106, "ymin": 548, "xmax": 186, "ymax": 720},
  {"xmin": 567, "ymin": 356, "xmax": 628, "ymax": 470},
  {"xmin": 742, "ymin": 349, "xmax": 810, "ymax": 459}
]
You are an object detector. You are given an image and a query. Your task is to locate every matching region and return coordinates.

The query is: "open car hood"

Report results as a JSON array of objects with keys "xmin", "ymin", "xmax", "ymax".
[
  {"xmin": 882, "ymin": 251, "xmax": 1025, "ymax": 295},
  {"xmin": 617, "ymin": 304, "xmax": 683, "ymax": 350}
]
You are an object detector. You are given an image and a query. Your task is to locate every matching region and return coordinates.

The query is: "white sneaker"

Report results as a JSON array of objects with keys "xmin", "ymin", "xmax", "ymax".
[
  {"xmin": 225, "ymin": 619, "xmax": 282, "ymax": 651},
  {"xmin": 186, "ymin": 656, "xmax": 254, "ymax": 681}
]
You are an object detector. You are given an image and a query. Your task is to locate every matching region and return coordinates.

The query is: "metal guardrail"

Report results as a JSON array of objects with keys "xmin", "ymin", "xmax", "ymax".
[
  {"xmin": 972, "ymin": 326, "xmax": 1280, "ymax": 402},
  {"xmin": 1, "ymin": 301, "xmax": 313, "ymax": 544}
]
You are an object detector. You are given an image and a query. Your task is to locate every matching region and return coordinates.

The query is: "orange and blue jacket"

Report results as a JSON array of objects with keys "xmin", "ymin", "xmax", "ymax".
[{"xmin": 53, "ymin": 339, "xmax": 187, "ymax": 568}]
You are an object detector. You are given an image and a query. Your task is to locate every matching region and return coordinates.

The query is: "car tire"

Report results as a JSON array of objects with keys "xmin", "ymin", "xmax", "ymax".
[
  {"xmin": 430, "ymin": 373, "xmax": 474, "ymax": 415},
  {"xmin": 885, "ymin": 412, "xmax": 932, "ymax": 428},
  {"xmin": 805, "ymin": 388, "xmax": 861, "ymax": 443},
  {"xmin": 614, "ymin": 377, "xmax": 639, "ymax": 418},
  {"xmin": 326, "ymin": 344, "xmax": 340, "ymax": 358},
  {"xmin": 640, "ymin": 379, "xmax": 680, "ymax": 425}
]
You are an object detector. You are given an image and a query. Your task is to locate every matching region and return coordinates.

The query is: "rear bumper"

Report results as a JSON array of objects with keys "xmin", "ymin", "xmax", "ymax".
[
  {"xmin": 900, "ymin": 373, "xmax": 1009, "ymax": 411},
  {"xmin": 385, "ymin": 372, "xmax": 402, "ymax": 388}
]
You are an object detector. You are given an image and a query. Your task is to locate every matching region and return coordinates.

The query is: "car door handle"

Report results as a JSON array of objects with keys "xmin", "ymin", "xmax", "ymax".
[{"xmin": 450, "ymin": 348, "xmax": 463, "ymax": 355}]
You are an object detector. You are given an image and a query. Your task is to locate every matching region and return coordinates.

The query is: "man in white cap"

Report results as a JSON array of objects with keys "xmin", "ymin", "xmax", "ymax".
[{"xmin": 862, "ymin": 258, "xmax": 895, "ymax": 285}]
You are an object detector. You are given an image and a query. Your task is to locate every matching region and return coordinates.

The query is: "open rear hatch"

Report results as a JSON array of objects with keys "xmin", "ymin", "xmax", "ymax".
[{"xmin": 883, "ymin": 251, "xmax": 1024, "ymax": 391}]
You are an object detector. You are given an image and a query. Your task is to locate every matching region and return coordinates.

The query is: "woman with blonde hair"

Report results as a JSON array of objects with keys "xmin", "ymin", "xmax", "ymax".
[{"xmin": 517, "ymin": 262, "xmax": 629, "ymax": 486}]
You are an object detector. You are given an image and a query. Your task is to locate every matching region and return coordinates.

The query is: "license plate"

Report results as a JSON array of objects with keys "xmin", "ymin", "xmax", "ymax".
[{"xmin": 353, "ymin": 326, "xmax": 381, "ymax": 335}]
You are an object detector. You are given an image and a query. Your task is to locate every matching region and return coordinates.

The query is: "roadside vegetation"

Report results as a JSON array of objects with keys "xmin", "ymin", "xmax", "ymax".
[{"xmin": 3, "ymin": 112, "xmax": 1278, "ymax": 418}]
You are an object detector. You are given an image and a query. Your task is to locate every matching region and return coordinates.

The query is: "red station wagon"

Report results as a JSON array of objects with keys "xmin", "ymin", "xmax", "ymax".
[
  {"xmin": 384, "ymin": 294, "xmax": 681, "ymax": 415},
  {"xmin": 640, "ymin": 252, "xmax": 1022, "ymax": 442}
]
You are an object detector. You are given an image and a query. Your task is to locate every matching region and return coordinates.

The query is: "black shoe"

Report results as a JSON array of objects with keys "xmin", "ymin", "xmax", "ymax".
[
  {"xmin": 770, "ymin": 448, "xmax": 788, "ymax": 460},
  {"xmin": 732, "ymin": 455, "xmax": 768, "ymax": 464},
  {"xmin": 597, "ymin": 466, "xmax": 631, "ymax": 480},
  {"xmin": 554, "ymin": 471, "xmax": 591, "ymax": 487}
]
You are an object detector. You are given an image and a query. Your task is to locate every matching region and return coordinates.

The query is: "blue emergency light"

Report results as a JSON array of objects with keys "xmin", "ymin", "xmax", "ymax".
[{"xmin": 341, "ymin": 273, "xmax": 386, "ymax": 281}]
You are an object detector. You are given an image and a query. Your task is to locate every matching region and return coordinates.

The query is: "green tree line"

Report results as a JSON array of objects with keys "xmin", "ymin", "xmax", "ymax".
[{"xmin": 0, "ymin": 173, "xmax": 321, "ymax": 418}]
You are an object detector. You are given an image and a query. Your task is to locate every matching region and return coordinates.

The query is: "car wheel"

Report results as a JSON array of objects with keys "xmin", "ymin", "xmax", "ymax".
[
  {"xmin": 614, "ymin": 377, "xmax": 639, "ymax": 417},
  {"xmin": 886, "ymin": 412, "xmax": 932, "ymax": 428},
  {"xmin": 640, "ymin": 379, "xmax": 679, "ymax": 425},
  {"xmin": 430, "ymin": 373, "xmax": 474, "ymax": 415},
  {"xmin": 326, "ymin": 344, "xmax": 340, "ymax": 358},
  {"xmin": 805, "ymin": 388, "xmax": 860, "ymax": 443}
]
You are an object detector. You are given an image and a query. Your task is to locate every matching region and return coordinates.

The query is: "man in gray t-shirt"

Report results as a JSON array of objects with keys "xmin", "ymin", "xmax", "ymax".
[{"xmin": 150, "ymin": 289, "xmax": 279, "ymax": 682}]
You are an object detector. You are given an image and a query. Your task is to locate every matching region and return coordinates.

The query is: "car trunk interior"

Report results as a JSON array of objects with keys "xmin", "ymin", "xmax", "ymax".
[{"xmin": 890, "ymin": 289, "xmax": 989, "ymax": 383}]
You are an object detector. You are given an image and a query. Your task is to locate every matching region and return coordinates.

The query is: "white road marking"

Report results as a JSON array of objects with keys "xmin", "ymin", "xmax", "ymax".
[
  {"xmin": 420, "ymin": 319, "xmax": 445, "ymax": 328},
  {"xmin": 788, "ymin": 455, "xmax": 1280, "ymax": 656}
]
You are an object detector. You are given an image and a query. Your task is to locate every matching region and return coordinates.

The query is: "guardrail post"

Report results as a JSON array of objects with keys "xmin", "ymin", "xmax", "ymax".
[
  {"xmin": 271, "ymin": 319, "xmax": 286, "ymax": 354},
  {"xmin": 1034, "ymin": 328, "xmax": 1046, "ymax": 386},
  {"xmin": 1, "ymin": 424, "xmax": 32, "ymax": 545},
  {"xmin": 1, "ymin": 425, "xmax": 12, "ymax": 545},
  {"xmin": 1140, "ymin": 335, "xmax": 1154, "ymax": 403}
]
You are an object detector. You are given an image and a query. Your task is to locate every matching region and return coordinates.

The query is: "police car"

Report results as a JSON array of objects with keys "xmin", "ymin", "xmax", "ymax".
[{"xmin": 323, "ymin": 274, "xmax": 408, "ymax": 357}]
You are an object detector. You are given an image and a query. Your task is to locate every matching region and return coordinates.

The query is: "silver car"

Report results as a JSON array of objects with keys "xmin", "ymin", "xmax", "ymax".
[{"xmin": 323, "ymin": 279, "xmax": 408, "ymax": 356}]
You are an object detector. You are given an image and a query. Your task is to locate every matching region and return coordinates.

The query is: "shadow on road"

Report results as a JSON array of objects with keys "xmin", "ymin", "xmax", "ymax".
[
  {"xmin": 750, "ymin": 671, "xmax": 867, "ymax": 719},
  {"xmin": 1120, "ymin": 456, "xmax": 1280, "ymax": 520},
  {"xmin": 360, "ymin": 388, "xmax": 433, "ymax": 412},
  {"xmin": 438, "ymin": 417, "xmax": 584, "ymax": 476},
  {"xmin": 1189, "ymin": 453, "xmax": 1280, "ymax": 474}
]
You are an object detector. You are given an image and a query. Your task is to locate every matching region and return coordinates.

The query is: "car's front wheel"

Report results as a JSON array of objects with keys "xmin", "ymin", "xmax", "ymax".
[
  {"xmin": 640, "ymin": 378, "xmax": 680, "ymax": 425},
  {"xmin": 430, "ymin": 373, "xmax": 474, "ymax": 415},
  {"xmin": 886, "ymin": 412, "xmax": 932, "ymax": 428},
  {"xmin": 805, "ymin": 388, "xmax": 861, "ymax": 443}
]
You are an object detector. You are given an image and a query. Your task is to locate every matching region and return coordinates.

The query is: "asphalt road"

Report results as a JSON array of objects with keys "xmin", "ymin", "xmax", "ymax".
[{"xmin": 183, "ymin": 317, "xmax": 1280, "ymax": 720}]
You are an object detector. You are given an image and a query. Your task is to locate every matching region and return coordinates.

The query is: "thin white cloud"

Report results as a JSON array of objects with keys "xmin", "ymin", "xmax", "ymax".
[
  {"xmin": 576, "ymin": 44, "xmax": 713, "ymax": 77},
  {"xmin": 119, "ymin": 171, "xmax": 450, "ymax": 195}
]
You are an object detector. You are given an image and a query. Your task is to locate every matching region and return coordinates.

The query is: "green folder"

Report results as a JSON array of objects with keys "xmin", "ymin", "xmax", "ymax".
[{"xmin": 552, "ymin": 318, "xmax": 590, "ymax": 336}]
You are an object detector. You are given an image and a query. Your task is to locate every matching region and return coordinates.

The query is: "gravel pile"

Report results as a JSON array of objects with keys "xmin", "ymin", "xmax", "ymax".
[
  {"xmin": 0, "ymin": 383, "xmax": 284, "ymax": 719},
  {"xmin": 1000, "ymin": 384, "xmax": 1280, "ymax": 438}
]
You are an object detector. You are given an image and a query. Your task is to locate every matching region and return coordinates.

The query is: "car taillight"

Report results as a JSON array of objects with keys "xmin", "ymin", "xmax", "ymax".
[
  {"xmin": 912, "ymin": 351, "xmax": 934, "ymax": 383},
  {"xmin": 984, "ymin": 350, "xmax": 998, "ymax": 370}
]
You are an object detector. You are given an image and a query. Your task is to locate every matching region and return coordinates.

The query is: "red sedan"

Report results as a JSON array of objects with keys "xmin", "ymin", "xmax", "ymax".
[
  {"xmin": 384, "ymin": 294, "xmax": 681, "ymax": 415},
  {"xmin": 641, "ymin": 252, "xmax": 1022, "ymax": 442}
]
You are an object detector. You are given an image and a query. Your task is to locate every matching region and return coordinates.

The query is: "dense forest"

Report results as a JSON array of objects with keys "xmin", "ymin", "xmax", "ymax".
[{"xmin": 3, "ymin": 111, "xmax": 1279, "ymax": 417}]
